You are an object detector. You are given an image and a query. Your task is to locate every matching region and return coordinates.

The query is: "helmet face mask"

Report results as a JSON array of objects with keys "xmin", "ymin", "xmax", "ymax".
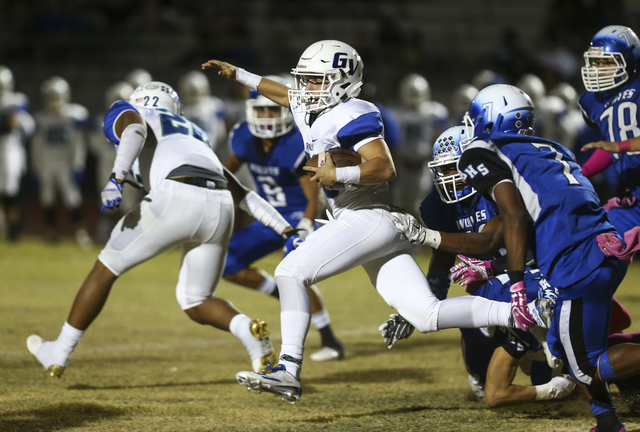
[
  {"xmin": 463, "ymin": 84, "xmax": 535, "ymax": 142},
  {"xmin": 289, "ymin": 40, "xmax": 364, "ymax": 114},
  {"xmin": 428, "ymin": 125, "xmax": 476, "ymax": 204},
  {"xmin": 246, "ymin": 75, "xmax": 294, "ymax": 139},
  {"xmin": 129, "ymin": 81, "xmax": 181, "ymax": 114},
  {"xmin": 581, "ymin": 25, "xmax": 640, "ymax": 92}
]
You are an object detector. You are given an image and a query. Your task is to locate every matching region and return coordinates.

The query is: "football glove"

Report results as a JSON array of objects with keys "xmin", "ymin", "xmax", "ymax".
[
  {"xmin": 100, "ymin": 178, "xmax": 124, "ymax": 211},
  {"xmin": 510, "ymin": 280, "xmax": 536, "ymax": 331},
  {"xmin": 283, "ymin": 234, "xmax": 303, "ymax": 257},
  {"xmin": 295, "ymin": 217, "xmax": 315, "ymax": 240},
  {"xmin": 450, "ymin": 255, "xmax": 493, "ymax": 286},
  {"xmin": 390, "ymin": 211, "xmax": 441, "ymax": 249},
  {"xmin": 379, "ymin": 313, "xmax": 415, "ymax": 349}
]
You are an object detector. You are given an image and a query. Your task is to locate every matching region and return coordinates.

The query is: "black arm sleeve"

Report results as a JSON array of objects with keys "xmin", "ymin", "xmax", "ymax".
[{"xmin": 457, "ymin": 147, "xmax": 514, "ymax": 198}]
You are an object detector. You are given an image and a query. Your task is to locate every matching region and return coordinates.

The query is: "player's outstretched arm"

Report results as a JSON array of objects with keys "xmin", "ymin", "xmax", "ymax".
[
  {"xmin": 581, "ymin": 137, "xmax": 640, "ymax": 153},
  {"xmin": 201, "ymin": 59, "xmax": 289, "ymax": 107}
]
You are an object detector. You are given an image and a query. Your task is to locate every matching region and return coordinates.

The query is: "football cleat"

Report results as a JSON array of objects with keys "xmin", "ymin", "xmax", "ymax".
[
  {"xmin": 236, "ymin": 363, "xmax": 302, "ymax": 404},
  {"xmin": 249, "ymin": 319, "xmax": 278, "ymax": 373},
  {"xmin": 309, "ymin": 343, "xmax": 345, "ymax": 362},
  {"xmin": 26, "ymin": 335, "xmax": 66, "ymax": 378},
  {"xmin": 468, "ymin": 374, "xmax": 485, "ymax": 398}
]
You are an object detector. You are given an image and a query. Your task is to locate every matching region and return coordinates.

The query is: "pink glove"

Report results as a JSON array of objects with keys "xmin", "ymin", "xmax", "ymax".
[
  {"xmin": 510, "ymin": 280, "xmax": 535, "ymax": 331},
  {"xmin": 603, "ymin": 195, "xmax": 637, "ymax": 212},
  {"xmin": 450, "ymin": 255, "xmax": 493, "ymax": 286}
]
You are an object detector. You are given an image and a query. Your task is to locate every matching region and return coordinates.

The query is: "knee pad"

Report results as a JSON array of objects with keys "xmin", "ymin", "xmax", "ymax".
[{"xmin": 597, "ymin": 351, "xmax": 618, "ymax": 382}]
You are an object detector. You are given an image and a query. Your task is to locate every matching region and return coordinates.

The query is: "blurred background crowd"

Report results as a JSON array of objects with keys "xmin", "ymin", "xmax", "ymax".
[{"xmin": 0, "ymin": 0, "xmax": 638, "ymax": 246}]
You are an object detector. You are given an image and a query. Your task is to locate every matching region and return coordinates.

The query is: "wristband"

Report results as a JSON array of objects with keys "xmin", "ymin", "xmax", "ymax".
[
  {"xmin": 422, "ymin": 228, "xmax": 442, "ymax": 249},
  {"xmin": 617, "ymin": 140, "xmax": 632, "ymax": 152},
  {"xmin": 335, "ymin": 166, "xmax": 361, "ymax": 184},
  {"xmin": 508, "ymin": 270, "xmax": 524, "ymax": 284},
  {"xmin": 235, "ymin": 67, "xmax": 262, "ymax": 91}
]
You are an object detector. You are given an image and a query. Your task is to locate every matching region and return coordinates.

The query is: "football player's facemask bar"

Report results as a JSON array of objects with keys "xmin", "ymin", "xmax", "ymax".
[
  {"xmin": 428, "ymin": 125, "xmax": 476, "ymax": 204},
  {"xmin": 581, "ymin": 25, "xmax": 640, "ymax": 92}
]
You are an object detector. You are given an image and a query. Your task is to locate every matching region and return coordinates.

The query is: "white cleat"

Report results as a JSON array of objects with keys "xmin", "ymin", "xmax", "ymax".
[
  {"xmin": 236, "ymin": 363, "xmax": 302, "ymax": 404},
  {"xmin": 309, "ymin": 345, "xmax": 345, "ymax": 362},
  {"xmin": 26, "ymin": 335, "xmax": 66, "ymax": 378},
  {"xmin": 248, "ymin": 319, "xmax": 278, "ymax": 373}
]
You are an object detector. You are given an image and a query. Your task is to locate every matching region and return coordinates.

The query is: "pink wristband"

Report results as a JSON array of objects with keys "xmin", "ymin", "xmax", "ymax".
[{"xmin": 617, "ymin": 140, "xmax": 632, "ymax": 152}]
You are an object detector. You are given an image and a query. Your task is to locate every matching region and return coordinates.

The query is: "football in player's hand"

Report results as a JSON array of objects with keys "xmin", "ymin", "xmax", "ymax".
[{"xmin": 305, "ymin": 148, "xmax": 363, "ymax": 175}]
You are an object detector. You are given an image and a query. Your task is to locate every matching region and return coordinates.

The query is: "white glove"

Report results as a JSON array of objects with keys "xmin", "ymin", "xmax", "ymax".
[
  {"xmin": 378, "ymin": 313, "xmax": 415, "ymax": 349},
  {"xmin": 315, "ymin": 209, "xmax": 335, "ymax": 226},
  {"xmin": 101, "ymin": 178, "xmax": 124, "ymax": 211},
  {"xmin": 295, "ymin": 217, "xmax": 315, "ymax": 240},
  {"xmin": 535, "ymin": 374, "xmax": 576, "ymax": 400},
  {"xmin": 390, "ymin": 211, "xmax": 441, "ymax": 249}
]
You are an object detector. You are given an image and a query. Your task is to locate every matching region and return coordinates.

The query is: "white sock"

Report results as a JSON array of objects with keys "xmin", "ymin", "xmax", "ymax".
[
  {"xmin": 57, "ymin": 322, "xmax": 85, "ymax": 355},
  {"xmin": 279, "ymin": 311, "xmax": 310, "ymax": 378},
  {"xmin": 256, "ymin": 271, "xmax": 278, "ymax": 296},
  {"xmin": 311, "ymin": 309, "xmax": 330, "ymax": 330},
  {"xmin": 229, "ymin": 314, "xmax": 263, "ymax": 359},
  {"xmin": 437, "ymin": 296, "xmax": 511, "ymax": 329}
]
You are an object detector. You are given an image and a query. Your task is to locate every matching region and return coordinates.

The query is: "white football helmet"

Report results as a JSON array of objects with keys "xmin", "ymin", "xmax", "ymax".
[
  {"xmin": 451, "ymin": 83, "xmax": 478, "ymax": 120},
  {"xmin": 246, "ymin": 75, "xmax": 293, "ymax": 139},
  {"xmin": 41, "ymin": 76, "xmax": 70, "ymax": 113},
  {"xmin": 550, "ymin": 82, "xmax": 578, "ymax": 107},
  {"xmin": 126, "ymin": 68, "xmax": 153, "ymax": 88},
  {"xmin": 516, "ymin": 74, "xmax": 546, "ymax": 104},
  {"xmin": 289, "ymin": 40, "xmax": 364, "ymax": 113},
  {"xmin": 129, "ymin": 81, "xmax": 181, "ymax": 114},
  {"xmin": 428, "ymin": 125, "xmax": 476, "ymax": 204},
  {"xmin": 399, "ymin": 73, "xmax": 430, "ymax": 110},
  {"xmin": 178, "ymin": 71, "xmax": 211, "ymax": 105},
  {"xmin": 105, "ymin": 81, "xmax": 134, "ymax": 109},
  {"xmin": 0, "ymin": 66, "xmax": 14, "ymax": 96}
]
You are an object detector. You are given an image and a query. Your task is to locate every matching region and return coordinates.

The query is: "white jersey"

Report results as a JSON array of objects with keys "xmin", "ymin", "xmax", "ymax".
[
  {"xmin": 291, "ymin": 98, "xmax": 390, "ymax": 217},
  {"xmin": 393, "ymin": 100, "xmax": 449, "ymax": 162},
  {"xmin": 103, "ymin": 101, "xmax": 224, "ymax": 191}
]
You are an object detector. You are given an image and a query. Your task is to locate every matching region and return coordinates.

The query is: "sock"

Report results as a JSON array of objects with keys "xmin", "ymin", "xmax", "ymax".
[
  {"xmin": 57, "ymin": 322, "xmax": 85, "ymax": 356},
  {"xmin": 279, "ymin": 311, "xmax": 309, "ymax": 378},
  {"xmin": 311, "ymin": 309, "xmax": 330, "ymax": 330},
  {"xmin": 438, "ymin": 296, "xmax": 511, "ymax": 329},
  {"xmin": 256, "ymin": 271, "xmax": 278, "ymax": 297},
  {"xmin": 229, "ymin": 314, "xmax": 263, "ymax": 360},
  {"xmin": 590, "ymin": 398, "xmax": 623, "ymax": 432}
]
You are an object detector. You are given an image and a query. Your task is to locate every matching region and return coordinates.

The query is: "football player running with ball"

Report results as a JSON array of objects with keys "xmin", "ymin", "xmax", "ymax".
[
  {"xmin": 203, "ymin": 40, "xmax": 549, "ymax": 404},
  {"xmin": 223, "ymin": 75, "xmax": 344, "ymax": 361},
  {"xmin": 26, "ymin": 82, "xmax": 302, "ymax": 379}
]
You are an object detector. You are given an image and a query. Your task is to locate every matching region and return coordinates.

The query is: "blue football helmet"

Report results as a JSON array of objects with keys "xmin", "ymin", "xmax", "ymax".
[
  {"xmin": 428, "ymin": 125, "xmax": 476, "ymax": 204},
  {"xmin": 581, "ymin": 25, "xmax": 640, "ymax": 92},
  {"xmin": 463, "ymin": 84, "xmax": 535, "ymax": 142}
]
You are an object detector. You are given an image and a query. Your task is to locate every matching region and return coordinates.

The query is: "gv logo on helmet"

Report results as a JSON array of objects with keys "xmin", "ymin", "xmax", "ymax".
[{"xmin": 332, "ymin": 52, "xmax": 358, "ymax": 75}]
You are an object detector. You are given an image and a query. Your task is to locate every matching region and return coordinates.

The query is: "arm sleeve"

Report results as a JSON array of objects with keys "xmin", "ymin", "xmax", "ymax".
[{"xmin": 581, "ymin": 148, "xmax": 613, "ymax": 178}]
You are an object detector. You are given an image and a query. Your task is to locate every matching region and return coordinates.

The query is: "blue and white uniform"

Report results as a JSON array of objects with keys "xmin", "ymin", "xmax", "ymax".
[
  {"xmin": 99, "ymin": 101, "xmax": 233, "ymax": 310},
  {"xmin": 458, "ymin": 133, "xmax": 627, "ymax": 385},
  {"xmin": 32, "ymin": 102, "xmax": 88, "ymax": 209},
  {"xmin": 579, "ymin": 79, "xmax": 640, "ymax": 234},
  {"xmin": 421, "ymin": 191, "xmax": 552, "ymax": 385},
  {"xmin": 223, "ymin": 122, "xmax": 306, "ymax": 275},
  {"xmin": 277, "ymin": 97, "xmax": 444, "ymax": 333},
  {"xmin": 0, "ymin": 91, "xmax": 33, "ymax": 197}
]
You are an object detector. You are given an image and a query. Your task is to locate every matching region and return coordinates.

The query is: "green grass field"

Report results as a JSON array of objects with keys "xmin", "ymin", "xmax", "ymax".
[{"xmin": 2, "ymin": 239, "xmax": 640, "ymax": 431}]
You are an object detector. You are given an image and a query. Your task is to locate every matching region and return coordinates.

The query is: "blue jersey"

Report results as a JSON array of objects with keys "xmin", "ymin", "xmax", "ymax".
[
  {"xmin": 458, "ymin": 133, "xmax": 616, "ymax": 293},
  {"xmin": 579, "ymin": 79, "xmax": 640, "ymax": 198},
  {"xmin": 420, "ymin": 190, "xmax": 498, "ymax": 234},
  {"xmin": 229, "ymin": 121, "xmax": 307, "ymax": 214}
]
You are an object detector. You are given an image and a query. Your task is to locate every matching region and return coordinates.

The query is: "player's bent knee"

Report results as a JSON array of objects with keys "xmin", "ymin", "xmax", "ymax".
[{"xmin": 183, "ymin": 302, "xmax": 208, "ymax": 324}]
